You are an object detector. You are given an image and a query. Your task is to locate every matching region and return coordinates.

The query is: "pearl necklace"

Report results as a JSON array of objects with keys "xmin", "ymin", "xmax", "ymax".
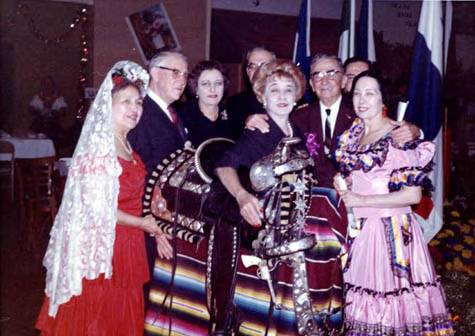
[{"xmin": 115, "ymin": 135, "xmax": 136, "ymax": 163}]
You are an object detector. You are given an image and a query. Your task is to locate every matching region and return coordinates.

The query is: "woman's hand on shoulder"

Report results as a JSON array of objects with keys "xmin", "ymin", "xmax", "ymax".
[
  {"xmin": 236, "ymin": 189, "xmax": 262, "ymax": 227},
  {"xmin": 245, "ymin": 114, "xmax": 269, "ymax": 133},
  {"xmin": 389, "ymin": 120, "xmax": 421, "ymax": 144}
]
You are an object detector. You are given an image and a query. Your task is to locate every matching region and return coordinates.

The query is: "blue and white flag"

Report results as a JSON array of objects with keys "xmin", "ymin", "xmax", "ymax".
[
  {"xmin": 338, "ymin": 0, "xmax": 355, "ymax": 63},
  {"xmin": 356, "ymin": 0, "xmax": 375, "ymax": 62},
  {"xmin": 405, "ymin": 0, "xmax": 451, "ymax": 242},
  {"xmin": 293, "ymin": 0, "xmax": 312, "ymax": 102}
]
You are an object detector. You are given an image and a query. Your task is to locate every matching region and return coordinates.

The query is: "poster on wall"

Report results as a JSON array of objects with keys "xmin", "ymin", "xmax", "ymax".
[{"xmin": 126, "ymin": 3, "xmax": 181, "ymax": 64}]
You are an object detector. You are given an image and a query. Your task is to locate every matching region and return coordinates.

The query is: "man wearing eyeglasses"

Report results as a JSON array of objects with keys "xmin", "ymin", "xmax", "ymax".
[
  {"xmin": 129, "ymin": 51, "xmax": 188, "ymax": 178},
  {"xmin": 128, "ymin": 51, "xmax": 188, "ymax": 286},
  {"xmin": 225, "ymin": 47, "xmax": 276, "ymax": 139}
]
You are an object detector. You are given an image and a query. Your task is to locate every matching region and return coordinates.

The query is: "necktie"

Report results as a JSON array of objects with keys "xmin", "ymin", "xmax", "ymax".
[
  {"xmin": 167, "ymin": 105, "xmax": 178, "ymax": 127},
  {"xmin": 324, "ymin": 108, "xmax": 332, "ymax": 157}
]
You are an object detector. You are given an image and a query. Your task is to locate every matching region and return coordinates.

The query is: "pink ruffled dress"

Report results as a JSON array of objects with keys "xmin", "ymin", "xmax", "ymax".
[{"xmin": 335, "ymin": 119, "xmax": 454, "ymax": 335}]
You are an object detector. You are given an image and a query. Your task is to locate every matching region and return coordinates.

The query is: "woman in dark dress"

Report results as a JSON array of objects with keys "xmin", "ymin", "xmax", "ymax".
[
  {"xmin": 215, "ymin": 59, "xmax": 346, "ymax": 335},
  {"xmin": 178, "ymin": 59, "xmax": 233, "ymax": 147}
]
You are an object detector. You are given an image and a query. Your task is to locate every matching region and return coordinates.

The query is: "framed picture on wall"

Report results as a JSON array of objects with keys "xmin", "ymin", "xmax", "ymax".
[{"xmin": 126, "ymin": 3, "xmax": 181, "ymax": 64}]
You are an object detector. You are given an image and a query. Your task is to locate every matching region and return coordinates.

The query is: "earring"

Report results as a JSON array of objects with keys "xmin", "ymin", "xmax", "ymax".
[
  {"xmin": 196, "ymin": 95, "xmax": 199, "ymax": 99},
  {"xmin": 293, "ymin": 102, "xmax": 297, "ymax": 107},
  {"xmin": 382, "ymin": 105, "xmax": 388, "ymax": 117}
]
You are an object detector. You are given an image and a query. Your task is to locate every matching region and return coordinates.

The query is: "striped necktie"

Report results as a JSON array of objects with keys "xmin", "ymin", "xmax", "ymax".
[{"xmin": 167, "ymin": 106, "xmax": 178, "ymax": 127}]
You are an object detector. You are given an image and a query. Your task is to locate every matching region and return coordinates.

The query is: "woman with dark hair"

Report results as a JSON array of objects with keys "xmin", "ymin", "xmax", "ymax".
[
  {"xmin": 178, "ymin": 59, "xmax": 233, "ymax": 146},
  {"xmin": 334, "ymin": 70, "xmax": 454, "ymax": 335},
  {"xmin": 35, "ymin": 61, "xmax": 172, "ymax": 335}
]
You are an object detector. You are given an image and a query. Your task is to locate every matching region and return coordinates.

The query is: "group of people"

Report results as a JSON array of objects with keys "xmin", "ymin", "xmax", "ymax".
[{"xmin": 34, "ymin": 46, "xmax": 454, "ymax": 336}]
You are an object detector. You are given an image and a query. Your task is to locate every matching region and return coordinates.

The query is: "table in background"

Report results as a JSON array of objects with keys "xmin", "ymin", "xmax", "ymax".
[{"xmin": 0, "ymin": 136, "xmax": 55, "ymax": 159}]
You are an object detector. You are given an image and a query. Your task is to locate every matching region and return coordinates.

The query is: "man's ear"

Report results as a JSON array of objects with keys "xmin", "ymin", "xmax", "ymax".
[{"xmin": 149, "ymin": 67, "xmax": 159, "ymax": 81}]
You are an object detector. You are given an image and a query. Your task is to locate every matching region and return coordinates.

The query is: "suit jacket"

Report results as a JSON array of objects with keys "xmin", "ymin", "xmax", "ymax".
[
  {"xmin": 128, "ymin": 95, "xmax": 187, "ymax": 179},
  {"xmin": 291, "ymin": 99, "xmax": 355, "ymax": 188},
  {"xmin": 225, "ymin": 90, "xmax": 266, "ymax": 140}
]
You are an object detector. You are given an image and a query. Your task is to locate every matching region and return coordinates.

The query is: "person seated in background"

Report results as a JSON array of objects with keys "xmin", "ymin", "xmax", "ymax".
[
  {"xmin": 334, "ymin": 69, "xmax": 454, "ymax": 335},
  {"xmin": 215, "ymin": 59, "xmax": 347, "ymax": 334},
  {"xmin": 178, "ymin": 59, "xmax": 233, "ymax": 147},
  {"xmin": 29, "ymin": 76, "xmax": 67, "ymax": 148},
  {"xmin": 35, "ymin": 61, "xmax": 172, "ymax": 336}
]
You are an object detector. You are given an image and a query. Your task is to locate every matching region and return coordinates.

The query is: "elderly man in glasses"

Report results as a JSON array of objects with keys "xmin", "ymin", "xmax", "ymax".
[
  {"xmin": 128, "ymin": 51, "xmax": 188, "ymax": 292},
  {"xmin": 129, "ymin": 51, "xmax": 188, "ymax": 178}
]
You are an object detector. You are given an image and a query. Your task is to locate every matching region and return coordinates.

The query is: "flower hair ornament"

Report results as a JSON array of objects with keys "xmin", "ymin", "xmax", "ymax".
[
  {"xmin": 42, "ymin": 61, "xmax": 149, "ymax": 317},
  {"xmin": 111, "ymin": 65, "xmax": 148, "ymax": 92}
]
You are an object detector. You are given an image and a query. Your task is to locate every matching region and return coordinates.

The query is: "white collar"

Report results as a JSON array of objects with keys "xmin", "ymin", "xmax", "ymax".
[
  {"xmin": 147, "ymin": 89, "xmax": 173, "ymax": 121},
  {"xmin": 319, "ymin": 95, "xmax": 342, "ymax": 116}
]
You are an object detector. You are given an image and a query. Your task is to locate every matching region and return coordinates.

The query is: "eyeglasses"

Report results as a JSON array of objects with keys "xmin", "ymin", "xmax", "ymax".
[
  {"xmin": 311, "ymin": 69, "xmax": 341, "ymax": 81},
  {"xmin": 246, "ymin": 62, "xmax": 265, "ymax": 71},
  {"xmin": 157, "ymin": 66, "xmax": 188, "ymax": 79}
]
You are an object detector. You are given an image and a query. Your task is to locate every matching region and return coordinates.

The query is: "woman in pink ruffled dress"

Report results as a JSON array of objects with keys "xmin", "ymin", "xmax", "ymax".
[{"xmin": 334, "ymin": 70, "xmax": 454, "ymax": 335}]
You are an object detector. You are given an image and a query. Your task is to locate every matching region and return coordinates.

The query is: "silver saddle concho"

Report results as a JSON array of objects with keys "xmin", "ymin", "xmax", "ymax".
[{"xmin": 242, "ymin": 136, "xmax": 326, "ymax": 336}]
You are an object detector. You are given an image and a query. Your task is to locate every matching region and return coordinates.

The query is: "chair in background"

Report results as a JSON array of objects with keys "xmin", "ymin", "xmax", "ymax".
[
  {"xmin": 0, "ymin": 141, "xmax": 15, "ymax": 202},
  {"xmin": 16, "ymin": 156, "xmax": 57, "ymax": 250}
]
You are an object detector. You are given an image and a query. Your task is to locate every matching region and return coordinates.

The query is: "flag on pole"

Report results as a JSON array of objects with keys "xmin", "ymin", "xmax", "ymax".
[
  {"xmin": 293, "ymin": 0, "xmax": 312, "ymax": 102},
  {"xmin": 356, "ymin": 0, "xmax": 376, "ymax": 62},
  {"xmin": 405, "ymin": 0, "xmax": 451, "ymax": 242},
  {"xmin": 338, "ymin": 0, "xmax": 355, "ymax": 63}
]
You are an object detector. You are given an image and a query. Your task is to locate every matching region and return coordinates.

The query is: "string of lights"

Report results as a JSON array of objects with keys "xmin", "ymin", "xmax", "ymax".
[{"xmin": 4, "ymin": 2, "xmax": 90, "ymax": 120}]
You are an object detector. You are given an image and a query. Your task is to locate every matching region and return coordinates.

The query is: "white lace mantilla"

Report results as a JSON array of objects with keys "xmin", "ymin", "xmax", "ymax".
[{"xmin": 42, "ymin": 61, "xmax": 149, "ymax": 316}]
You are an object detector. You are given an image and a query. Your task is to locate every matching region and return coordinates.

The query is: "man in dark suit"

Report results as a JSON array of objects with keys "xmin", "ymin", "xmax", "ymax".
[
  {"xmin": 129, "ymin": 51, "xmax": 188, "ymax": 179},
  {"xmin": 225, "ymin": 47, "xmax": 275, "ymax": 139},
  {"xmin": 128, "ymin": 51, "xmax": 188, "ymax": 286}
]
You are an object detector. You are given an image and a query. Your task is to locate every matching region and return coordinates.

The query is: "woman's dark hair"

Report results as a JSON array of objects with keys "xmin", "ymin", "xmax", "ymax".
[
  {"xmin": 187, "ymin": 59, "xmax": 230, "ymax": 95},
  {"xmin": 351, "ymin": 69, "xmax": 390, "ymax": 106}
]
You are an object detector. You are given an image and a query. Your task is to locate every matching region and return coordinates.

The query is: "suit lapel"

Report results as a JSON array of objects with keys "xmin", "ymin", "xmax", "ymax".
[
  {"xmin": 331, "ymin": 102, "xmax": 354, "ymax": 151},
  {"xmin": 145, "ymin": 96, "xmax": 187, "ymax": 142}
]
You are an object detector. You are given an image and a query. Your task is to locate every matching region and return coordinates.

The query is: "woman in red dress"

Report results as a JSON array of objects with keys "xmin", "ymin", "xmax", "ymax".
[{"xmin": 35, "ymin": 61, "xmax": 172, "ymax": 335}]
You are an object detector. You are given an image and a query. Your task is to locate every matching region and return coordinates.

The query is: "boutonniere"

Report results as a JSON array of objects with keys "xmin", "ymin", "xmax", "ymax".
[
  {"xmin": 305, "ymin": 132, "xmax": 320, "ymax": 157},
  {"xmin": 220, "ymin": 109, "xmax": 228, "ymax": 120}
]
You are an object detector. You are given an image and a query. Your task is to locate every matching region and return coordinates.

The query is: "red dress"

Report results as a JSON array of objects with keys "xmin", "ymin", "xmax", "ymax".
[{"xmin": 36, "ymin": 153, "xmax": 149, "ymax": 335}]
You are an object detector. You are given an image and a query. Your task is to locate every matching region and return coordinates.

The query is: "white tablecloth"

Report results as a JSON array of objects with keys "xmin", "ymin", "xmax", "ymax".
[{"xmin": 0, "ymin": 137, "xmax": 55, "ymax": 160}]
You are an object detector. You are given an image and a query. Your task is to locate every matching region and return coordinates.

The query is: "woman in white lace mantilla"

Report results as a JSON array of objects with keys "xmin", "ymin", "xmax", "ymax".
[{"xmin": 35, "ymin": 61, "xmax": 172, "ymax": 335}]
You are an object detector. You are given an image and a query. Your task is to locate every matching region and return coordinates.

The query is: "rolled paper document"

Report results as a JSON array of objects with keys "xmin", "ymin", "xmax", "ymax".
[
  {"xmin": 397, "ymin": 101, "xmax": 408, "ymax": 122},
  {"xmin": 336, "ymin": 175, "xmax": 358, "ymax": 238}
]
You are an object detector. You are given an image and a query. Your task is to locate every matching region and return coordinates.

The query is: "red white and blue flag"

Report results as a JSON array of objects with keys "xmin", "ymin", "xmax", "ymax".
[{"xmin": 405, "ymin": 0, "xmax": 452, "ymax": 242}]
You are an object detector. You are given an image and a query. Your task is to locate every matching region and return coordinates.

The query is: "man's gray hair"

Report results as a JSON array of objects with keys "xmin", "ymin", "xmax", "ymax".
[
  {"xmin": 149, "ymin": 51, "xmax": 187, "ymax": 72},
  {"xmin": 245, "ymin": 47, "xmax": 276, "ymax": 63},
  {"xmin": 310, "ymin": 53, "xmax": 343, "ymax": 71}
]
